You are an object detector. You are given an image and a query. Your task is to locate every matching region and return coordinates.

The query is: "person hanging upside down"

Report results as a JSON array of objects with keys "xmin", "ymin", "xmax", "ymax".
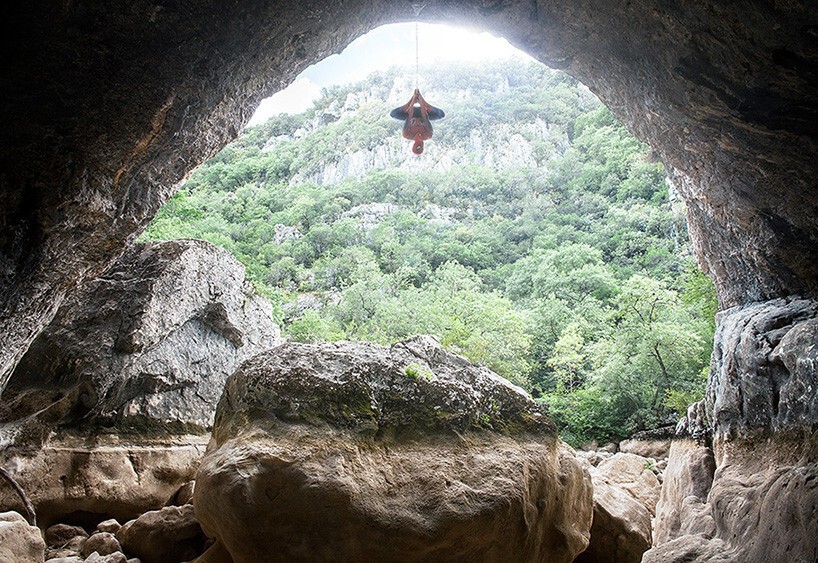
[{"xmin": 390, "ymin": 88, "xmax": 445, "ymax": 154}]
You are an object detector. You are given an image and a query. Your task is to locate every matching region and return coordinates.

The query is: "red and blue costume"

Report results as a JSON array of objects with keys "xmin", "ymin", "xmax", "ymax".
[{"xmin": 390, "ymin": 88, "xmax": 445, "ymax": 154}]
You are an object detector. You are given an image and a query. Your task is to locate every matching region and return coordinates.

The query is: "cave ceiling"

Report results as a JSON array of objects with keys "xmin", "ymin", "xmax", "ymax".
[{"xmin": 1, "ymin": 1, "xmax": 817, "ymax": 389}]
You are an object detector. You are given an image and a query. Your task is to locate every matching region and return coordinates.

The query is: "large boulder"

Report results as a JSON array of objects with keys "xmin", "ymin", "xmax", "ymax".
[
  {"xmin": 618, "ymin": 427, "xmax": 675, "ymax": 460},
  {"xmin": 80, "ymin": 532, "xmax": 121, "ymax": 558},
  {"xmin": 43, "ymin": 523, "xmax": 88, "ymax": 560},
  {"xmin": 651, "ymin": 439, "xmax": 716, "ymax": 545},
  {"xmin": 575, "ymin": 480, "xmax": 652, "ymax": 563},
  {"xmin": 0, "ymin": 510, "xmax": 45, "ymax": 563},
  {"xmin": 706, "ymin": 297, "xmax": 818, "ymax": 438},
  {"xmin": 195, "ymin": 337, "xmax": 593, "ymax": 563},
  {"xmin": 644, "ymin": 298, "xmax": 818, "ymax": 562},
  {"xmin": 574, "ymin": 453, "xmax": 658, "ymax": 563},
  {"xmin": 117, "ymin": 504, "xmax": 207, "ymax": 563},
  {"xmin": 0, "ymin": 239, "xmax": 279, "ymax": 527},
  {"xmin": 594, "ymin": 453, "xmax": 661, "ymax": 516},
  {"xmin": 1, "ymin": 238, "xmax": 281, "ymax": 438}
]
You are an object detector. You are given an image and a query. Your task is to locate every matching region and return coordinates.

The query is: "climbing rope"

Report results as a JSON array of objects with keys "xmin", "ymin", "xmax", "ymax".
[
  {"xmin": 412, "ymin": 2, "xmax": 426, "ymax": 89},
  {"xmin": 389, "ymin": 1, "xmax": 444, "ymax": 155}
]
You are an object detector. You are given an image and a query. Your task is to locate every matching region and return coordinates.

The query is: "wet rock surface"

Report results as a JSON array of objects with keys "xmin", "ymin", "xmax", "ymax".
[
  {"xmin": 1, "ymin": 239, "xmax": 280, "ymax": 438},
  {"xmin": 195, "ymin": 337, "xmax": 593, "ymax": 562}
]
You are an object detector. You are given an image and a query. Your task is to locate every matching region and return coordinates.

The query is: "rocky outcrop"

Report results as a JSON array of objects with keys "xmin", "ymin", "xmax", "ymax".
[
  {"xmin": 195, "ymin": 336, "xmax": 593, "ymax": 562},
  {"xmin": 619, "ymin": 426, "xmax": 675, "ymax": 459},
  {"xmin": 651, "ymin": 440, "xmax": 716, "ymax": 546},
  {"xmin": 0, "ymin": 436, "xmax": 207, "ymax": 530},
  {"xmin": 116, "ymin": 504, "xmax": 207, "ymax": 563},
  {"xmin": 575, "ymin": 453, "xmax": 660, "ymax": 563},
  {"xmin": 644, "ymin": 298, "xmax": 818, "ymax": 562},
  {"xmin": 0, "ymin": 239, "xmax": 274, "ymax": 531},
  {"xmin": 707, "ymin": 297, "xmax": 818, "ymax": 439},
  {"xmin": 1, "ymin": 239, "xmax": 280, "ymax": 438},
  {"xmin": 646, "ymin": 437, "xmax": 818, "ymax": 563},
  {"xmin": 0, "ymin": 510, "xmax": 45, "ymax": 563}
]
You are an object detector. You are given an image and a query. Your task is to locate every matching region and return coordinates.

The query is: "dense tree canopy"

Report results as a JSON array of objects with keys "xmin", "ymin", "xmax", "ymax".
[{"xmin": 143, "ymin": 59, "xmax": 716, "ymax": 445}]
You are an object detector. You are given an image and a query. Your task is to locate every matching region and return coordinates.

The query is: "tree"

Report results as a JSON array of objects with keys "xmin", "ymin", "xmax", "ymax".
[
  {"xmin": 547, "ymin": 323, "xmax": 587, "ymax": 393},
  {"xmin": 593, "ymin": 275, "xmax": 710, "ymax": 428}
]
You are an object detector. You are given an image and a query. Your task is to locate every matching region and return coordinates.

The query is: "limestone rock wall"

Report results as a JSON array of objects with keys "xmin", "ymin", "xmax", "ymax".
[
  {"xmin": 707, "ymin": 297, "xmax": 818, "ymax": 439},
  {"xmin": 0, "ymin": 437, "xmax": 207, "ymax": 530},
  {"xmin": 1, "ymin": 238, "xmax": 281, "ymax": 440},
  {"xmin": 645, "ymin": 298, "xmax": 818, "ymax": 562}
]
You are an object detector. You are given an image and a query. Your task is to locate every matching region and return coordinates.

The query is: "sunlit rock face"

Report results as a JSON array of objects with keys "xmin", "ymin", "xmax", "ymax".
[
  {"xmin": 2, "ymin": 1, "xmax": 817, "ymax": 388},
  {"xmin": 1, "ymin": 239, "xmax": 281, "ymax": 440},
  {"xmin": 195, "ymin": 337, "xmax": 594, "ymax": 562}
]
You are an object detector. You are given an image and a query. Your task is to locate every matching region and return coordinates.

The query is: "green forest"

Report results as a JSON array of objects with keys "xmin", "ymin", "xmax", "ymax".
[{"xmin": 143, "ymin": 59, "xmax": 716, "ymax": 446}]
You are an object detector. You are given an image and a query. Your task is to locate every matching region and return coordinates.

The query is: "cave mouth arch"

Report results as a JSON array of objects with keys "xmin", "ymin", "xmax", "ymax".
[
  {"xmin": 2, "ymin": 1, "xmax": 817, "ymax": 391},
  {"xmin": 131, "ymin": 20, "xmax": 712, "ymax": 449}
]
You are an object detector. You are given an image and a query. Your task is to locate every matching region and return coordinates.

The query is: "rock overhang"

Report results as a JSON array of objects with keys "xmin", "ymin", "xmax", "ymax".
[{"xmin": 1, "ymin": 1, "xmax": 817, "ymax": 402}]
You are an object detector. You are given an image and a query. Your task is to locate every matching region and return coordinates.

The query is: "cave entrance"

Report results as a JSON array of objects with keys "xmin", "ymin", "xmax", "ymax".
[
  {"xmin": 139, "ymin": 22, "xmax": 715, "ymax": 447},
  {"xmin": 3, "ymin": 2, "xmax": 815, "ymax": 404}
]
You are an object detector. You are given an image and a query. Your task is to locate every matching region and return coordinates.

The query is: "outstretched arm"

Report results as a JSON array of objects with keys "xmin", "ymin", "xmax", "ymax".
[
  {"xmin": 428, "ymin": 107, "xmax": 445, "ymax": 120},
  {"xmin": 390, "ymin": 107, "xmax": 409, "ymax": 120}
]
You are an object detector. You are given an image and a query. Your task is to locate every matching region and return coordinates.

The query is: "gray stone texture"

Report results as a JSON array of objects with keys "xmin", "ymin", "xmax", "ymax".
[
  {"xmin": 707, "ymin": 297, "xmax": 818, "ymax": 439},
  {"xmin": 2, "ymin": 239, "xmax": 280, "ymax": 437},
  {"xmin": 195, "ymin": 337, "xmax": 593, "ymax": 562}
]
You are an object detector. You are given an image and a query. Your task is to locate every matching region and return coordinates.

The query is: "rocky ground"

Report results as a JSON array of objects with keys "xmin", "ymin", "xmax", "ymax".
[
  {"xmin": 0, "ymin": 443, "xmax": 666, "ymax": 563},
  {"xmin": 1, "ymin": 330, "xmax": 671, "ymax": 563}
]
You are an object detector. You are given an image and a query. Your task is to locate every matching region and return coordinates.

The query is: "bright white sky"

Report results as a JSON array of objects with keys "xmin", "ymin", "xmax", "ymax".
[{"xmin": 248, "ymin": 23, "xmax": 533, "ymax": 126}]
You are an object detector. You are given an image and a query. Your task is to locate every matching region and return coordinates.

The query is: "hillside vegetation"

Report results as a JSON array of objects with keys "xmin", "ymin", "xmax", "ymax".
[{"xmin": 143, "ymin": 59, "xmax": 716, "ymax": 445}]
